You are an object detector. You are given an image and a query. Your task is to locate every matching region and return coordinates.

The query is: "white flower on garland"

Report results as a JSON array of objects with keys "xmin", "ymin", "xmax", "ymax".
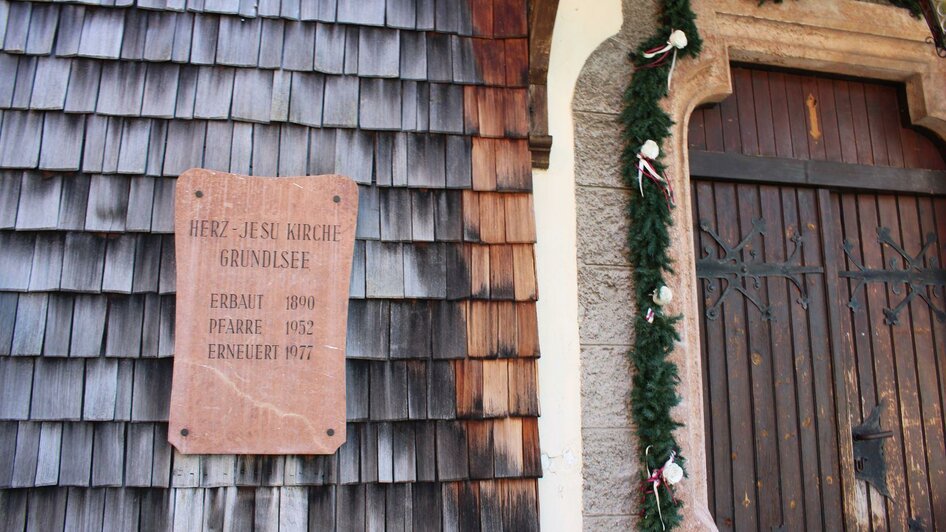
[
  {"xmin": 641, "ymin": 29, "xmax": 689, "ymax": 89},
  {"xmin": 636, "ymin": 141, "xmax": 675, "ymax": 206},
  {"xmin": 652, "ymin": 285, "xmax": 673, "ymax": 306},
  {"xmin": 662, "ymin": 457, "xmax": 684, "ymax": 485}
]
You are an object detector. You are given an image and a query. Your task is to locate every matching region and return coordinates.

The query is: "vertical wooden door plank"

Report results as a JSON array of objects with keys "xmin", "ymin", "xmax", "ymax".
[
  {"xmin": 797, "ymin": 188, "xmax": 843, "ymax": 530},
  {"xmin": 714, "ymin": 182, "xmax": 758, "ymax": 530},
  {"xmin": 781, "ymin": 188, "xmax": 824, "ymax": 531},
  {"xmin": 760, "ymin": 184, "xmax": 804, "ymax": 530},
  {"xmin": 735, "ymin": 183, "xmax": 780, "ymax": 528},
  {"xmin": 818, "ymin": 188, "xmax": 863, "ymax": 531}
]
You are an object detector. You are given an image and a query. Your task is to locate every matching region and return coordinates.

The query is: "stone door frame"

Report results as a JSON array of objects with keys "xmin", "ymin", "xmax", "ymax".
[{"xmin": 664, "ymin": 1, "xmax": 946, "ymax": 528}]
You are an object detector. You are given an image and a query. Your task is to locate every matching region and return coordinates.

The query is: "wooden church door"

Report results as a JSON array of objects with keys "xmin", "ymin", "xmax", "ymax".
[{"xmin": 688, "ymin": 66, "xmax": 946, "ymax": 531}]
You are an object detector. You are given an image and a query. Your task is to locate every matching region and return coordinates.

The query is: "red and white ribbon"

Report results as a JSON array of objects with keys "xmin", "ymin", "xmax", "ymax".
[
  {"xmin": 643, "ymin": 447, "xmax": 684, "ymax": 530},
  {"xmin": 636, "ymin": 140, "xmax": 675, "ymax": 207},
  {"xmin": 640, "ymin": 30, "xmax": 688, "ymax": 89},
  {"xmin": 645, "ymin": 308, "xmax": 655, "ymax": 323}
]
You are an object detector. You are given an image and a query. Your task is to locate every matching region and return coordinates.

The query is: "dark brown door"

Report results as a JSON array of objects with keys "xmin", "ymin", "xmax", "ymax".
[{"xmin": 689, "ymin": 67, "xmax": 946, "ymax": 531}]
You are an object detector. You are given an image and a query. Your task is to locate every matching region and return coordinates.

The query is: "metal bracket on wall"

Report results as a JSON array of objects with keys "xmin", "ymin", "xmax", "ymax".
[
  {"xmin": 696, "ymin": 218, "xmax": 822, "ymax": 320},
  {"xmin": 840, "ymin": 226, "xmax": 946, "ymax": 325}
]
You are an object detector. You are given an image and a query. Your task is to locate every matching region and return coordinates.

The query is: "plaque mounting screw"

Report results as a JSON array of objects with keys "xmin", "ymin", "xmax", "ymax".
[
  {"xmin": 326, "ymin": 428, "xmax": 335, "ymax": 436},
  {"xmin": 180, "ymin": 428, "xmax": 190, "ymax": 436},
  {"xmin": 195, "ymin": 190, "xmax": 203, "ymax": 198},
  {"xmin": 333, "ymin": 195, "xmax": 340, "ymax": 203}
]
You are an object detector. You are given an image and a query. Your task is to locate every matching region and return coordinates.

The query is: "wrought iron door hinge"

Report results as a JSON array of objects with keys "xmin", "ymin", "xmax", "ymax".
[
  {"xmin": 840, "ymin": 226, "xmax": 946, "ymax": 325},
  {"xmin": 696, "ymin": 218, "xmax": 822, "ymax": 320}
]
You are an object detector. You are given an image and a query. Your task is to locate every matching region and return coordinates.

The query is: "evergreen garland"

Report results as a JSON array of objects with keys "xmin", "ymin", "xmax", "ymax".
[{"xmin": 619, "ymin": 1, "xmax": 701, "ymax": 530}]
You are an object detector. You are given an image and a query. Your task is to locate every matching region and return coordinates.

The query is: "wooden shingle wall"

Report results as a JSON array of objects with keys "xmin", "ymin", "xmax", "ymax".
[{"xmin": 0, "ymin": 0, "xmax": 541, "ymax": 529}]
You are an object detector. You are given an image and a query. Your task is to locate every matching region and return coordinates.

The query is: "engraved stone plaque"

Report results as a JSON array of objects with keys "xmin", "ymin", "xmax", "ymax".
[{"xmin": 169, "ymin": 169, "xmax": 358, "ymax": 454}]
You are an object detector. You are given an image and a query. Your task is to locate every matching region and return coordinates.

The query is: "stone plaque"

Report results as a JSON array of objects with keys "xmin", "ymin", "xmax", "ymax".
[{"xmin": 169, "ymin": 169, "xmax": 358, "ymax": 454}]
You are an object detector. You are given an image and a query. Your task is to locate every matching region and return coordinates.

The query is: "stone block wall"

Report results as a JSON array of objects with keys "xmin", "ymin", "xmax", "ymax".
[{"xmin": 572, "ymin": 1, "xmax": 658, "ymax": 529}]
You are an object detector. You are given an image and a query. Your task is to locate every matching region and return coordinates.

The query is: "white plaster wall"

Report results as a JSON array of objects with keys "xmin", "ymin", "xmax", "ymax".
[{"xmin": 535, "ymin": 2, "xmax": 622, "ymax": 530}]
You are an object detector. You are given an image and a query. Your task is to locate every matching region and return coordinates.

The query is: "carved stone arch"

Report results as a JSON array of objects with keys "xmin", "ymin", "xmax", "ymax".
[{"xmin": 663, "ymin": 1, "xmax": 946, "ymax": 529}]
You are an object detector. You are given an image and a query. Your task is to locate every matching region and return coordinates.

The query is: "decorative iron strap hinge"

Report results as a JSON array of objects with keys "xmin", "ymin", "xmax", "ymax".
[
  {"xmin": 840, "ymin": 226, "xmax": 946, "ymax": 325},
  {"xmin": 696, "ymin": 218, "xmax": 822, "ymax": 320}
]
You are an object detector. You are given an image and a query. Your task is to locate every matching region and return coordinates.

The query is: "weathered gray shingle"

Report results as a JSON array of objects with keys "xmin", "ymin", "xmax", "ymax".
[
  {"xmin": 70, "ymin": 295, "xmax": 107, "ymax": 357},
  {"xmin": 11, "ymin": 293, "xmax": 47, "ymax": 355},
  {"xmin": 0, "ymin": 358, "xmax": 33, "ymax": 419},
  {"xmin": 31, "ymin": 358, "xmax": 84, "ymax": 420},
  {"xmin": 334, "ymin": 129, "xmax": 373, "ymax": 184},
  {"xmin": 42, "ymin": 294, "xmax": 74, "ymax": 356},
  {"xmin": 322, "ymin": 75, "xmax": 359, "ymax": 128},
  {"xmin": 29, "ymin": 233, "xmax": 65, "ymax": 292},
  {"xmin": 387, "ymin": 0, "xmax": 417, "ymax": 29},
  {"xmin": 34, "ymin": 422, "xmax": 63, "ymax": 486},
  {"xmin": 105, "ymin": 295, "xmax": 144, "ymax": 357},
  {"xmin": 400, "ymin": 32, "xmax": 427, "ymax": 80},
  {"xmin": 0, "ymin": 56, "xmax": 16, "ymax": 108},
  {"xmin": 288, "ymin": 72, "xmax": 324, "ymax": 127},
  {"xmin": 231, "ymin": 69, "xmax": 273, "ymax": 123},
  {"xmin": 359, "ymin": 28, "xmax": 400, "ymax": 78},
  {"xmin": 0, "ymin": 232, "xmax": 34, "ymax": 290},
  {"xmin": 91, "ymin": 423, "xmax": 125, "ymax": 486},
  {"xmin": 55, "ymin": 7, "xmax": 86, "ymax": 57},
  {"xmin": 57, "ymin": 175, "xmax": 90, "ymax": 231},
  {"xmin": 78, "ymin": 9, "xmax": 125, "ymax": 59},
  {"xmin": 0, "ymin": 111, "xmax": 42, "ymax": 168},
  {"xmin": 3, "ymin": 3, "xmax": 31, "ymax": 53},
  {"xmin": 128, "ymin": 360, "xmax": 170, "ymax": 422},
  {"xmin": 203, "ymin": 121, "xmax": 233, "ymax": 172},
  {"xmin": 60, "ymin": 424, "xmax": 94, "ymax": 486},
  {"xmin": 132, "ymin": 234, "xmax": 162, "ymax": 293},
  {"xmin": 0, "ymin": 171, "xmax": 20, "ymax": 229},
  {"xmin": 337, "ymin": 0, "xmax": 384, "ymax": 26},
  {"xmin": 216, "ymin": 16, "xmax": 261, "ymax": 67},
  {"xmin": 40, "ymin": 114, "xmax": 85, "ymax": 171},
  {"xmin": 250, "ymin": 123, "xmax": 278, "ymax": 175},
  {"xmin": 172, "ymin": 12, "xmax": 195, "ymax": 62},
  {"xmin": 277, "ymin": 124, "xmax": 308, "ymax": 176},
  {"xmin": 17, "ymin": 174, "xmax": 62, "ymax": 229},
  {"xmin": 120, "ymin": 8, "xmax": 149, "ymax": 61},
  {"xmin": 30, "ymin": 58, "xmax": 71, "ymax": 111},
  {"xmin": 125, "ymin": 177, "xmax": 155, "ymax": 232},
  {"xmin": 258, "ymin": 19, "xmax": 285, "ymax": 69},
  {"xmin": 12, "ymin": 422, "xmax": 40, "ymax": 487},
  {"xmin": 314, "ymin": 23, "xmax": 345, "ymax": 74},
  {"xmin": 194, "ymin": 66, "xmax": 235, "ymax": 120},
  {"xmin": 64, "ymin": 60, "xmax": 101, "ymax": 113},
  {"xmin": 284, "ymin": 21, "xmax": 316, "ymax": 70},
  {"xmin": 407, "ymin": 133, "xmax": 445, "ymax": 187},
  {"xmin": 85, "ymin": 175, "xmax": 130, "ymax": 232},
  {"xmin": 163, "ymin": 121, "xmax": 206, "ymax": 176},
  {"xmin": 117, "ymin": 119, "xmax": 152, "ymax": 174},
  {"xmin": 429, "ymin": 83, "xmax": 463, "ymax": 134},
  {"xmin": 144, "ymin": 11, "xmax": 176, "ymax": 61},
  {"xmin": 141, "ymin": 64, "xmax": 180, "ymax": 118},
  {"xmin": 102, "ymin": 235, "xmax": 137, "ymax": 294},
  {"xmin": 98, "ymin": 62, "xmax": 146, "ymax": 116},
  {"xmin": 190, "ymin": 14, "xmax": 219, "ymax": 65},
  {"xmin": 61, "ymin": 232, "xmax": 106, "ymax": 292},
  {"xmin": 360, "ymin": 78, "xmax": 402, "ymax": 130}
]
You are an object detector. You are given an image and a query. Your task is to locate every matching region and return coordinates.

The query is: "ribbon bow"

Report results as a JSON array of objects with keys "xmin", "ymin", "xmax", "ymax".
[
  {"xmin": 640, "ymin": 29, "xmax": 688, "ymax": 89},
  {"xmin": 643, "ymin": 447, "xmax": 681, "ymax": 530},
  {"xmin": 636, "ymin": 140, "xmax": 676, "ymax": 208}
]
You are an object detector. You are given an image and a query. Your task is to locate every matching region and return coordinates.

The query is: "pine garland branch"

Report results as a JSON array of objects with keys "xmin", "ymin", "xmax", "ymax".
[{"xmin": 619, "ymin": 1, "xmax": 701, "ymax": 530}]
